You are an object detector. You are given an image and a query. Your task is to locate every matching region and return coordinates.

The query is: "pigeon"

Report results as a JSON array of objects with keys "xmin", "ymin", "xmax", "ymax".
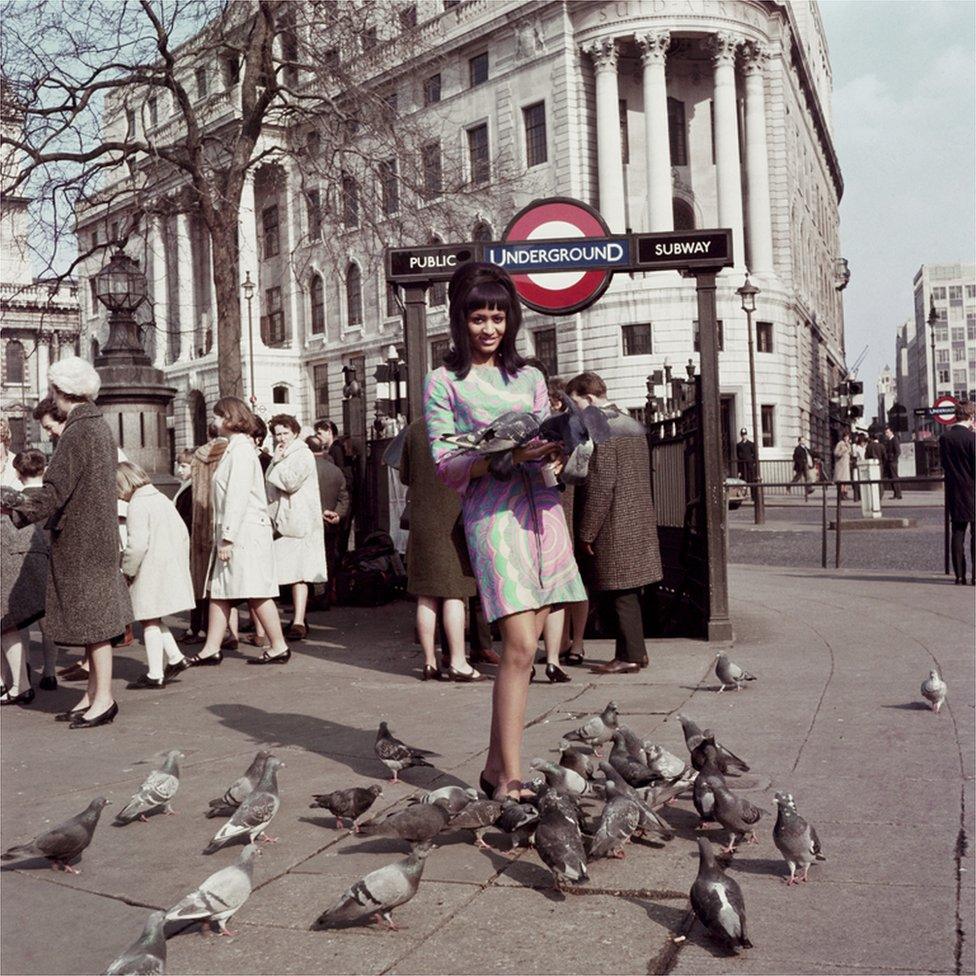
[
  {"xmin": 692, "ymin": 746, "xmax": 727, "ymax": 829},
  {"xmin": 374, "ymin": 721, "xmax": 435, "ymax": 782},
  {"xmin": 2, "ymin": 797, "xmax": 108, "ymax": 873},
  {"xmin": 358, "ymin": 798, "xmax": 451, "ymax": 844},
  {"xmin": 530, "ymin": 758, "xmax": 588, "ymax": 796},
  {"xmin": 558, "ymin": 740, "xmax": 596, "ymax": 780},
  {"xmin": 495, "ymin": 799, "xmax": 539, "ymax": 852},
  {"xmin": 448, "ymin": 799, "xmax": 503, "ymax": 848},
  {"xmin": 715, "ymin": 652, "xmax": 757, "ymax": 693},
  {"xmin": 203, "ymin": 757, "xmax": 283, "ymax": 854},
  {"xmin": 103, "ymin": 911, "xmax": 167, "ymax": 975},
  {"xmin": 691, "ymin": 730, "xmax": 750, "ymax": 777},
  {"xmin": 310, "ymin": 785, "xmax": 382, "ymax": 831},
  {"xmin": 533, "ymin": 790, "xmax": 588, "ymax": 889},
  {"xmin": 712, "ymin": 784, "xmax": 765, "ymax": 853},
  {"xmin": 418, "ymin": 785, "xmax": 478, "ymax": 815},
  {"xmin": 165, "ymin": 844, "xmax": 257, "ymax": 936},
  {"xmin": 586, "ymin": 781, "xmax": 641, "ymax": 860},
  {"xmin": 564, "ymin": 701, "xmax": 619, "ymax": 754},
  {"xmin": 615, "ymin": 726, "xmax": 648, "ymax": 764},
  {"xmin": 311, "ymin": 841, "xmax": 432, "ymax": 930},
  {"xmin": 598, "ymin": 762, "xmax": 673, "ymax": 840},
  {"xmin": 773, "ymin": 792, "xmax": 826, "ymax": 885},
  {"xmin": 608, "ymin": 732, "xmax": 657, "ymax": 788},
  {"xmin": 921, "ymin": 670, "xmax": 947, "ymax": 713},
  {"xmin": 690, "ymin": 836, "xmax": 752, "ymax": 954},
  {"xmin": 115, "ymin": 750, "xmax": 183, "ymax": 825},
  {"xmin": 206, "ymin": 750, "xmax": 271, "ymax": 818},
  {"xmin": 643, "ymin": 744, "xmax": 688, "ymax": 782}
]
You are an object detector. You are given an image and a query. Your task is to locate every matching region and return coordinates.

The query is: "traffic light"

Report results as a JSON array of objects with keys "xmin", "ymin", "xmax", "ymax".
[{"xmin": 848, "ymin": 380, "xmax": 864, "ymax": 419}]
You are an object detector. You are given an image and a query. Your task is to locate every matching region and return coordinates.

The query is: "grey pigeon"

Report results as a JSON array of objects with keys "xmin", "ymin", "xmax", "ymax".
[
  {"xmin": 643, "ymin": 744, "xmax": 689, "ymax": 782},
  {"xmin": 116, "ymin": 751, "xmax": 183, "ymax": 825},
  {"xmin": 712, "ymin": 784, "xmax": 765, "ymax": 853},
  {"xmin": 615, "ymin": 726, "xmax": 648, "ymax": 764},
  {"xmin": 203, "ymin": 757, "xmax": 283, "ymax": 854},
  {"xmin": 921, "ymin": 670, "xmax": 947, "ymax": 713},
  {"xmin": 692, "ymin": 745, "xmax": 727, "ymax": 829},
  {"xmin": 598, "ymin": 762, "xmax": 673, "ymax": 840},
  {"xmin": 691, "ymin": 730, "xmax": 750, "ymax": 776},
  {"xmin": 374, "ymin": 721, "xmax": 435, "ymax": 782},
  {"xmin": 2, "ymin": 796, "xmax": 108, "ymax": 873},
  {"xmin": 773, "ymin": 792, "xmax": 826, "ymax": 884},
  {"xmin": 586, "ymin": 781, "xmax": 641, "ymax": 860},
  {"xmin": 690, "ymin": 836, "xmax": 752, "ymax": 954},
  {"xmin": 564, "ymin": 701, "xmax": 619, "ymax": 754},
  {"xmin": 165, "ymin": 843, "xmax": 257, "ymax": 936},
  {"xmin": 558, "ymin": 740, "xmax": 596, "ymax": 780},
  {"xmin": 496, "ymin": 799, "xmax": 538, "ymax": 852},
  {"xmin": 530, "ymin": 758, "xmax": 588, "ymax": 796},
  {"xmin": 715, "ymin": 652, "xmax": 757, "ymax": 693},
  {"xmin": 310, "ymin": 785, "xmax": 382, "ymax": 831},
  {"xmin": 448, "ymin": 799, "xmax": 503, "ymax": 848},
  {"xmin": 103, "ymin": 911, "xmax": 167, "ymax": 975},
  {"xmin": 419, "ymin": 785, "xmax": 478, "ymax": 815},
  {"xmin": 676, "ymin": 713, "xmax": 706, "ymax": 752},
  {"xmin": 358, "ymin": 798, "xmax": 451, "ymax": 844},
  {"xmin": 608, "ymin": 732, "xmax": 657, "ymax": 788},
  {"xmin": 311, "ymin": 841, "xmax": 432, "ymax": 930},
  {"xmin": 206, "ymin": 750, "xmax": 271, "ymax": 818},
  {"xmin": 533, "ymin": 790, "xmax": 588, "ymax": 889}
]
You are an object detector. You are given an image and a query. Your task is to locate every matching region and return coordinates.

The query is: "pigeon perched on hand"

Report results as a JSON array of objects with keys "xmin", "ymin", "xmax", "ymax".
[
  {"xmin": 374, "ymin": 722, "xmax": 435, "ymax": 782},
  {"xmin": 206, "ymin": 750, "xmax": 271, "ymax": 818},
  {"xmin": 103, "ymin": 911, "xmax": 167, "ymax": 975},
  {"xmin": 712, "ymin": 784, "xmax": 765, "ymax": 853},
  {"xmin": 358, "ymin": 798, "xmax": 451, "ymax": 845},
  {"xmin": 165, "ymin": 844, "xmax": 257, "ymax": 936},
  {"xmin": 534, "ymin": 790, "xmax": 588, "ymax": 889},
  {"xmin": 773, "ymin": 792, "xmax": 826, "ymax": 885},
  {"xmin": 311, "ymin": 841, "xmax": 432, "ymax": 930},
  {"xmin": 310, "ymin": 785, "xmax": 382, "ymax": 831},
  {"xmin": 531, "ymin": 758, "xmax": 588, "ymax": 796},
  {"xmin": 203, "ymin": 757, "xmax": 283, "ymax": 854},
  {"xmin": 921, "ymin": 670, "xmax": 947, "ymax": 713},
  {"xmin": 448, "ymin": 799, "xmax": 503, "ymax": 849},
  {"xmin": 586, "ymin": 781, "xmax": 641, "ymax": 860},
  {"xmin": 715, "ymin": 652, "xmax": 757, "ymax": 693},
  {"xmin": 690, "ymin": 836, "xmax": 753, "ymax": 954},
  {"xmin": 115, "ymin": 750, "xmax": 183, "ymax": 825},
  {"xmin": 2, "ymin": 796, "xmax": 108, "ymax": 873},
  {"xmin": 564, "ymin": 701, "xmax": 619, "ymax": 754},
  {"xmin": 691, "ymin": 730, "xmax": 750, "ymax": 776}
]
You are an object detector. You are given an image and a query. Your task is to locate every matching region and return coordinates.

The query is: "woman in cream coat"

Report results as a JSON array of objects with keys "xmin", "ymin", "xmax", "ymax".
[
  {"xmin": 266, "ymin": 414, "xmax": 327, "ymax": 640},
  {"xmin": 189, "ymin": 397, "xmax": 292, "ymax": 666}
]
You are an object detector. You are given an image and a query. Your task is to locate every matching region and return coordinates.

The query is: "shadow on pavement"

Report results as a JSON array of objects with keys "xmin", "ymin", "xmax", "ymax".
[
  {"xmin": 881, "ymin": 701, "xmax": 932, "ymax": 711},
  {"xmin": 783, "ymin": 572, "xmax": 957, "ymax": 586}
]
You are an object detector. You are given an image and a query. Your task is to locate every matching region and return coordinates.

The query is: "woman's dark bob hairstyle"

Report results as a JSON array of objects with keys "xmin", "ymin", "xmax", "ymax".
[
  {"xmin": 443, "ymin": 262, "xmax": 527, "ymax": 380},
  {"xmin": 214, "ymin": 395, "xmax": 256, "ymax": 435}
]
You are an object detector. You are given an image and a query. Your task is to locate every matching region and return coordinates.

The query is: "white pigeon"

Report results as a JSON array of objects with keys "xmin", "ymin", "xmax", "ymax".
[
  {"xmin": 115, "ymin": 750, "xmax": 183, "ymax": 824},
  {"xmin": 164, "ymin": 844, "xmax": 257, "ymax": 936},
  {"xmin": 715, "ymin": 652, "xmax": 757, "ymax": 693},
  {"xmin": 920, "ymin": 670, "xmax": 947, "ymax": 713}
]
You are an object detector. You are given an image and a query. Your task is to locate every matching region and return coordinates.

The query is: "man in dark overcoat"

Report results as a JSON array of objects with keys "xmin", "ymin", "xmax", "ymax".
[
  {"xmin": 939, "ymin": 401, "xmax": 976, "ymax": 584},
  {"xmin": 568, "ymin": 372, "xmax": 662, "ymax": 675},
  {"xmin": 308, "ymin": 435, "xmax": 351, "ymax": 602},
  {"xmin": 883, "ymin": 425, "xmax": 902, "ymax": 499}
]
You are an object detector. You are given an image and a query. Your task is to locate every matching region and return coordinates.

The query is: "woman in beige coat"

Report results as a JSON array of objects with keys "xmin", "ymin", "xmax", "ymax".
[
  {"xmin": 189, "ymin": 397, "xmax": 291, "ymax": 666},
  {"xmin": 265, "ymin": 414, "xmax": 327, "ymax": 640},
  {"xmin": 117, "ymin": 463, "xmax": 194, "ymax": 688}
]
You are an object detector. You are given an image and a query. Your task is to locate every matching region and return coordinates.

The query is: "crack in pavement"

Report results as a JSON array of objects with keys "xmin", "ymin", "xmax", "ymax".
[{"xmin": 7, "ymin": 867, "xmax": 163, "ymax": 911}]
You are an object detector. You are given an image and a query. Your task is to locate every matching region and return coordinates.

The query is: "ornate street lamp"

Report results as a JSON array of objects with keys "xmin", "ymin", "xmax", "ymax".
[
  {"xmin": 927, "ymin": 299, "xmax": 939, "ymax": 409},
  {"xmin": 242, "ymin": 271, "xmax": 257, "ymax": 406},
  {"xmin": 736, "ymin": 273, "xmax": 765, "ymax": 524},
  {"xmin": 95, "ymin": 248, "xmax": 149, "ymax": 361}
]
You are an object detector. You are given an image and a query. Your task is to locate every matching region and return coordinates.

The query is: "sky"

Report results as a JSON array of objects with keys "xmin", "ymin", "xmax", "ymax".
[{"xmin": 818, "ymin": 0, "xmax": 976, "ymax": 405}]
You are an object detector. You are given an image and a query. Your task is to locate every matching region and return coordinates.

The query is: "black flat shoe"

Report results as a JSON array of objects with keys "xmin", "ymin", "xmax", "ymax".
[
  {"xmin": 479, "ymin": 771, "xmax": 496, "ymax": 797},
  {"xmin": 186, "ymin": 650, "xmax": 223, "ymax": 667},
  {"xmin": 55, "ymin": 705, "xmax": 87, "ymax": 722},
  {"xmin": 246, "ymin": 649, "xmax": 291, "ymax": 665},
  {"xmin": 545, "ymin": 664, "xmax": 571, "ymax": 684},
  {"xmin": 445, "ymin": 666, "xmax": 486, "ymax": 682},
  {"xmin": 0, "ymin": 688, "xmax": 35, "ymax": 706},
  {"xmin": 163, "ymin": 659, "xmax": 191, "ymax": 681},
  {"xmin": 69, "ymin": 701, "xmax": 118, "ymax": 729},
  {"xmin": 421, "ymin": 665, "xmax": 443, "ymax": 682},
  {"xmin": 559, "ymin": 648, "xmax": 586, "ymax": 667},
  {"xmin": 39, "ymin": 675, "xmax": 58, "ymax": 691},
  {"xmin": 127, "ymin": 673, "xmax": 165, "ymax": 690}
]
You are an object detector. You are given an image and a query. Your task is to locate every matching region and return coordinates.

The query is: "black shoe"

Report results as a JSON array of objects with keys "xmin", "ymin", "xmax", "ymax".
[
  {"xmin": 128, "ymin": 673, "xmax": 165, "ymax": 690},
  {"xmin": 69, "ymin": 701, "xmax": 118, "ymax": 729},
  {"xmin": 246, "ymin": 649, "xmax": 291, "ymax": 665},
  {"xmin": 0, "ymin": 688, "xmax": 35, "ymax": 706},
  {"xmin": 445, "ymin": 665, "xmax": 487, "ymax": 682},
  {"xmin": 421, "ymin": 665, "xmax": 443, "ymax": 682},
  {"xmin": 559, "ymin": 648, "xmax": 585, "ymax": 667},
  {"xmin": 55, "ymin": 705, "xmax": 87, "ymax": 722},
  {"xmin": 545, "ymin": 663, "xmax": 571, "ymax": 684},
  {"xmin": 163, "ymin": 659, "xmax": 191, "ymax": 681},
  {"xmin": 39, "ymin": 675, "xmax": 58, "ymax": 691},
  {"xmin": 186, "ymin": 650, "xmax": 223, "ymax": 667}
]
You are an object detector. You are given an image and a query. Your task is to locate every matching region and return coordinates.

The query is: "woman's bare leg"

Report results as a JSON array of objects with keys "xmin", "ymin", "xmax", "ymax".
[
  {"xmin": 567, "ymin": 599, "xmax": 588, "ymax": 657},
  {"xmin": 249, "ymin": 598, "xmax": 288, "ymax": 656},
  {"xmin": 199, "ymin": 600, "xmax": 232, "ymax": 658},
  {"xmin": 81, "ymin": 641, "xmax": 113, "ymax": 718},
  {"xmin": 416, "ymin": 596, "xmax": 439, "ymax": 670},
  {"xmin": 443, "ymin": 598, "xmax": 474, "ymax": 673},
  {"xmin": 1, "ymin": 628, "xmax": 28, "ymax": 695},
  {"xmin": 291, "ymin": 583, "xmax": 309, "ymax": 628},
  {"xmin": 542, "ymin": 607, "xmax": 565, "ymax": 667},
  {"xmin": 40, "ymin": 621, "xmax": 59, "ymax": 678}
]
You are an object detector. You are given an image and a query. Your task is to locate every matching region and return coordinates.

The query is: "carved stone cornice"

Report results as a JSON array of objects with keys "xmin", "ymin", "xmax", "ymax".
[
  {"xmin": 739, "ymin": 39, "xmax": 769, "ymax": 76},
  {"xmin": 636, "ymin": 30, "xmax": 671, "ymax": 68},
  {"xmin": 706, "ymin": 32, "xmax": 742, "ymax": 67},
  {"xmin": 581, "ymin": 37, "xmax": 619, "ymax": 74}
]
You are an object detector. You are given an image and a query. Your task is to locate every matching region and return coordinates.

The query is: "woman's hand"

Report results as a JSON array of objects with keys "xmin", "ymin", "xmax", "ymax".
[
  {"xmin": 323, "ymin": 509, "xmax": 340, "ymax": 525},
  {"xmin": 273, "ymin": 444, "xmax": 286, "ymax": 463},
  {"xmin": 512, "ymin": 440, "xmax": 558, "ymax": 465},
  {"xmin": 218, "ymin": 540, "xmax": 234, "ymax": 563}
]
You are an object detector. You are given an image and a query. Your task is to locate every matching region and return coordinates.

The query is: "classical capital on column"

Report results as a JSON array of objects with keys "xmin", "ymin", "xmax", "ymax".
[
  {"xmin": 739, "ymin": 39, "xmax": 768, "ymax": 76},
  {"xmin": 636, "ymin": 30, "xmax": 671, "ymax": 67},
  {"xmin": 706, "ymin": 32, "xmax": 742, "ymax": 67},
  {"xmin": 582, "ymin": 36, "xmax": 619, "ymax": 73}
]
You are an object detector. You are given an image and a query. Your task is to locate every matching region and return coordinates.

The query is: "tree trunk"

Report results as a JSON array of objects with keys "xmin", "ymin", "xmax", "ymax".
[{"xmin": 209, "ymin": 214, "xmax": 245, "ymax": 399}]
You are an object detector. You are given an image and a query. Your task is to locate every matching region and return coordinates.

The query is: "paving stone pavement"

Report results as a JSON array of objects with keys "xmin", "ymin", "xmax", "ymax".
[{"xmin": 1, "ymin": 564, "xmax": 972, "ymax": 975}]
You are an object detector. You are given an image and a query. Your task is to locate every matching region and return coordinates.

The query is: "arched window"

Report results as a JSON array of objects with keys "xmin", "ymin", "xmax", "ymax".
[
  {"xmin": 672, "ymin": 198, "xmax": 695, "ymax": 231},
  {"xmin": 4, "ymin": 340, "xmax": 24, "ymax": 384},
  {"xmin": 472, "ymin": 221, "xmax": 493, "ymax": 242},
  {"xmin": 272, "ymin": 384, "xmax": 290, "ymax": 404},
  {"xmin": 429, "ymin": 236, "xmax": 446, "ymax": 307},
  {"xmin": 667, "ymin": 97, "xmax": 687, "ymax": 166},
  {"xmin": 310, "ymin": 273, "xmax": 325, "ymax": 334},
  {"xmin": 345, "ymin": 262, "xmax": 362, "ymax": 327}
]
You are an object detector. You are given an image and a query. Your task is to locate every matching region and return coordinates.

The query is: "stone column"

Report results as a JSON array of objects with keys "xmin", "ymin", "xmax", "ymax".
[
  {"xmin": 707, "ymin": 32, "xmax": 745, "ymax": 268},
  {"xmin": 637, "ymin": 30, "xmax": 673, "ymax": 232},
  {"xmin": 238, "ymin": 172, "xmax": 264, "ymax": 355},
  {"xmin": 282, "ymin": 164, "xmax": 301, "ymax": 348},
  {"xmin": 150, "ymin": 213, "xmax": 168, "ymax": 369},
  {"xmin": 175, "ymin": 211, "xmax": 194, "ymax": 361},
  {"xmin": 740, "ymin": 40, "xmax": 774, "ymax": 276},
  {"xmin": 582, "ymin": 37, "xmax": 625, "ymax": 233}
]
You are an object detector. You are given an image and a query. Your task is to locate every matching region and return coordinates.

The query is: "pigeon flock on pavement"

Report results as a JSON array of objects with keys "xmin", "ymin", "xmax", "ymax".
[{"xmin": 0, "ymin": 652, "xmax": 950, "ymax": 972}]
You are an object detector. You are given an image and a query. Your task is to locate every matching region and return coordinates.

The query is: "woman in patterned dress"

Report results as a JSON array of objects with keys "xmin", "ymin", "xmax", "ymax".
[{"xmin": 424, "ymin": 263, "xmax": 587, "ymax": 800}]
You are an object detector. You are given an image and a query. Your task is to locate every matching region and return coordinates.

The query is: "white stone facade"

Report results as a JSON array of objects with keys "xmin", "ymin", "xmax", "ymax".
[{"xmin": 73, "ymin": 0, "xmax": 847, "ymax": 464}]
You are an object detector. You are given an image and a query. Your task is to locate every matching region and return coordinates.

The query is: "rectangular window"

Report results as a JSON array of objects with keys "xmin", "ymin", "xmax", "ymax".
[
  {"xmin": 938, "ymin": 368, "xmax": 951, "ymax": 384},
  {"xmin": 430, "ymin": 276, "xmax": 446, "ymax": 307},
  {"xmin": 281, "ymin": 32, "xmax": 299, "ymax": 87},
  {"xmin": 523, "ymin": 102, "xmax": 547, "ymax": 167},
  {"xmin": 931, "ymin": 286, "xmax": 946, "ymax": 300},
  {"xmin": 469, "ymin": 51, "xmax": 488, "ymax": 87},
  {"xmin": 310, "ymin": 278, "xmax": 325, "ymax": 334},
  {"xmin": 423, "ymin": 73, "xmax": 441, "ymax": 105},
  {"xmin": 760, "ymin": 404, "xmax": 775, "ymax": 447},
  {"xmin": 386, "ymin": 282, "xmax": 399, "ymax": 318},
  {"xmin": 380, "ymin": 158, "xmax": 399, "ymax": 215},
  {"xmin": 619, "ymin": 99, "xmax": 629, "ymax": 165},
  {"xmin": 693, "ymin": 319, "xmax": 725, "ymax": 352},
  {"xmin": 467, "ymin": 124, "xmax": 489, "ymax": 184},
  {"xmin": 421, "ymin": 142, "xmax": 442, "ymax": 197},
  {"xmin": 534, "ymin": 328, "xmax": 558, "ymax": 376},
  {"xmin": 669, "ymin": 97, "xmax": 687, "ymax": 166},
  {"xmin": 935, "ymin": 326, "xmax": 948, "ymax": 342},
  {"xmin": 967, "ymin": 314, "xmax": 976, "ymax": 340},
  {"xmin": 195, "ymin": 65, "xmax": 208, "ymax": 99},
  {"xmin": 264, "ymin": 286, "xmax": 285, "ymax": 345},
  {"xmin": 937, "ymin": 307, "xmax": 948, "ymax": 321},
  {"xmin": 952, "ymin": 326, "xmax": 966, "ymax": 342},
  {"xmin": 756, "ymin": 320, "xmax": 773, "ymax": 353},
  {"xmin": 399, "ymin": 4, "xmax": 417, "ymax": 29},
  {"xmin": 313, "ymin": 364, "xmax": 329, "ymax": 417},
  {"xmin": 622, "ymin": 323, "xmax": 652, "ymax": 356},
  {"xmin": 949, "ymin": 285, "xmax": 963, "ymax": 306},
  {"xmin": 89, "ymin": 278, "xmax": 98, "ymax": 307},
  {"xmin": 936, "ymin": 348, "xmax": 950, "ymax": 365},
  {"xmin": 430, "ymin": 336, "xmax": 450, "ymax": 369},
  {"xmin": 341, "ymin": 174, "xmax": 358, "ymax": 227},
  {"xmin": 305, "ymin": 189, "xmax": 321, "ymax": 240},
  {"xmin": 222, "ymin": 53, "xmax": 241, "ymax": 85},
  {"xmin": 382, "ymin": 91, "xmax": 398, "ymax": 119},
  {"xmin": 148, "ymin": 97, "xmax": 158, "ymax": 126},
  {"xmin": 362, "ymin": 27, "xmax": 377, "ymax": 52},
  {"xmin": 262, "ymin": 205, "xmax": 280, "ymax": 257},
  {"xmin": 966, "ymin": 284, "xmax": 975, "ymax": 299}
]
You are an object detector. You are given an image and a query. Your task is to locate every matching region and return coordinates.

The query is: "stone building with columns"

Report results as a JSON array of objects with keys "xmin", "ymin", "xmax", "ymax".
[{"xmin": 73, "ymin": 0, "xmax": 847, "ymax": 465}]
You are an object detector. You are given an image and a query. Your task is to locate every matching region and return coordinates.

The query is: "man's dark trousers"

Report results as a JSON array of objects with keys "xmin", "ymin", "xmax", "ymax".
[{"xmin": 598, "ymin": 588, "xmax": 646, "ymax": 663}]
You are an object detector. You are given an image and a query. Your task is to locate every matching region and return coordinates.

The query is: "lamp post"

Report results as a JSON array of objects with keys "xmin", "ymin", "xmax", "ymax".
[
  {"xmin": 386, "ymin": 344, "xmax": 400, "ymax": 427},
  {"xmin": 927, "ymin": 299, "xmax": 939, "ymax": 414},
  {"xmin": 736, "ymin": 273, "xmax": 765, "ymax": 524},
  {"xmin": 242, "ymin": 271, "xmax": 256, "ymax": 406}
]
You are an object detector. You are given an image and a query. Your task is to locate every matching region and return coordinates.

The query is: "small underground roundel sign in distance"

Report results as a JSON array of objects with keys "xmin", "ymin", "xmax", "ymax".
[
  {"xmin": 489, "ymin": 197, "xmax": 623, "ymax": 315},
  {"xmin": 931, "ymin": 395, "xmax": 958, "ymax": 426}
]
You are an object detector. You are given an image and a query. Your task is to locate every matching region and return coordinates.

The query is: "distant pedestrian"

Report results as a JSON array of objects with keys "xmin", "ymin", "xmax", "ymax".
[
  {"xmin": 307, "ymin": 435, "xmax": 349, "ymax": 606},
  {"xmin": 735, "ymin": 428, "xmax": 757, "ymax": 483},
  {"xmin": 850, "ymin": 433, "xmax": 867, "ymax": 501},
  {"xmin": 0, "ymin": 419, "xmax": 16, "ymax": 486},
  {"xmin": 939, "ymin": 401, "xmax": 975, "ymax": 585},
  {"xmin": 116, "ymin": 462, "xmax": 194, "ymax": 688},
  {"xmin": 833, "ymin": 430, "xmax": 852, "ymax": 499},
  {"xmin": 173, "ymin": 449, "xmax": 195, "ymax": 535},
  {"xmin": 789, "ymin": 436, "xmax": 814, "ymax": 496},
  {"xmin": 314, "ymin": 418, "xmax": 355, "ymax": 557},
  {"xmin": 883, "ymin": 425, "xmax": 902, "ymax": 499}
]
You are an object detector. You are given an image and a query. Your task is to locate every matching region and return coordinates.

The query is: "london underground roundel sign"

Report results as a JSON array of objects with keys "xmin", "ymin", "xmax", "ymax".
[
  {"xmin": 932, "ymin": 394, "xmax": 958, "ymax": 426},
  {"xmin": 497, "ymin": 197, "xmax": 616, "ymax": 315}
]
